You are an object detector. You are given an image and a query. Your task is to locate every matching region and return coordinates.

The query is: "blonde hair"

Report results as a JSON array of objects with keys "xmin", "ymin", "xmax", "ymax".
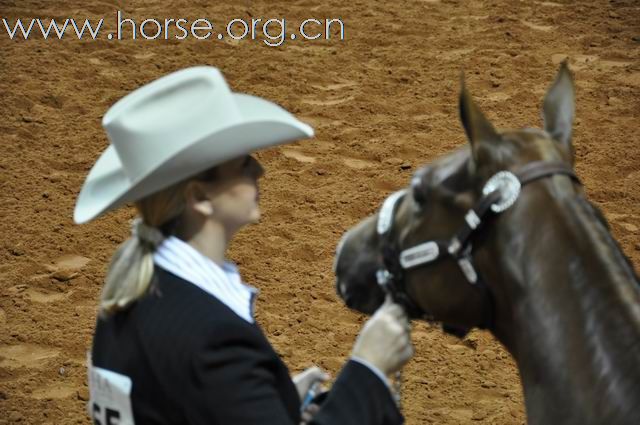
[{"xmin": 99, "ymin": 168, "xmax": 217, "ymax": 315}]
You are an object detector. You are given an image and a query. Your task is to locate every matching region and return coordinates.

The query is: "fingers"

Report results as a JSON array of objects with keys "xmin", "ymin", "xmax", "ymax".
[
  {"xmin": 294, "ymin": 366, "xmax": 330, "ymax": 387},
  {"xmin": 374, "ymin": 302, "xmax": 410, "ymax": 338},
  {"xmin": 394, "ymin": 328, "xmax": 411, "ymax": 353},
  {"xmin": 306, "ymin": 366, "xmax": 330, "ymax": 382},
  {"xmin": 377, "ymin": 304, "xmax": 410, "ymax": 339},
  {"xmin": 316, "ymin": 371, "xmax": 330, "ymax": 383},
  {"xmin": 352, "ymin": 299, "xmax": 414, "ymax": 375},
  {"xmin": 305, "ymin": 404, "xmax": 321, "ymax": 415},
  {"xmin": 300, "ymin": 403, "xmax": 321, "ymax": 424},
  {"xmin": 401, "ymin": 342, "xmax": 414, "ymax": 363},
  {"xmin": 301, "ymin": 410, "xmax": 313, "ymax": 424},
  {"xmin": 378, "ymin": 300, "xmax": 409, "ymax": 322},
  {"xmin": 387, "ymin": 313, "xmax": 413, "ymax": 360},
  {"xmin": 401, "ymin": 316, "xmax": 411, "ymax": 333}
]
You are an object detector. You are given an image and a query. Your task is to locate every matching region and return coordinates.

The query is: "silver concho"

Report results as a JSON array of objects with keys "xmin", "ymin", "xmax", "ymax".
[{"xmin": 482, "ymin": 171, "xmax": 521, "ymax": 213}]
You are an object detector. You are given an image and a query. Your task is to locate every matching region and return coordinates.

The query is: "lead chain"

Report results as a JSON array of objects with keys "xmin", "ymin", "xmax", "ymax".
[{"xmin": 392, "ymin": 370, "xmax": 402, "ymax": 408}]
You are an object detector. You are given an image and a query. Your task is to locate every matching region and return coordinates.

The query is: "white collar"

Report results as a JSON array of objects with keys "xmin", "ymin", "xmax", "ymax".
[{"xmin": 153, "ymin": 235, "xmax": 258, "ymax": 323}]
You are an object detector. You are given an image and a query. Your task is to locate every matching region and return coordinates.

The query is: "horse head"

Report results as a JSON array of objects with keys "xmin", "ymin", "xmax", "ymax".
[{"xmin": 334, "ymin": 62, "xmax": 578, "ymax": 341}]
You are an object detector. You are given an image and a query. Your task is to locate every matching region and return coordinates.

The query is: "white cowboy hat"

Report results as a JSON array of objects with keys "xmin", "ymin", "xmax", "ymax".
[{"xmin": 74, "ymin": 66, "xmax": 314, "ymax": 224}]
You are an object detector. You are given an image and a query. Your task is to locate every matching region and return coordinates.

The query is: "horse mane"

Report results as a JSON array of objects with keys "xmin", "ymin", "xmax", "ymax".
[{"xmin": 574, "ymin": 196, "xmax": 640, "ymax": 287}]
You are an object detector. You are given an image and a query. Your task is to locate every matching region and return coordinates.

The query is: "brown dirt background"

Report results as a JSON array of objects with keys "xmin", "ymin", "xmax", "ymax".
[{"xmin": 1, "ymin": 0, "xmax": 638, "ymax": 424}]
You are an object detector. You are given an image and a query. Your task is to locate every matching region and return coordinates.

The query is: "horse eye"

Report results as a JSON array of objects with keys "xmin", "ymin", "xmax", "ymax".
[{"xmin": 411, "ymin": 176, "xmax": 426, "ymax": 205}]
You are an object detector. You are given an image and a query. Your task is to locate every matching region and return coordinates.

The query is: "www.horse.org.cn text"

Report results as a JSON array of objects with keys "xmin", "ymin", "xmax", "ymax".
[{"xmin": 1, "ymin": 11, "xmax": 346, "ymax": 47}]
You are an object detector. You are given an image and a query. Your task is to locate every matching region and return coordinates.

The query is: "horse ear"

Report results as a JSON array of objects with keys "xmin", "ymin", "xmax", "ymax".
[
  {"xmin": 542, "ymin": 61, "xmax": 575, "ymax": 150},
  {"xmin": 459, "ymin": 74, "xmax": 500, "ymax": 162}
]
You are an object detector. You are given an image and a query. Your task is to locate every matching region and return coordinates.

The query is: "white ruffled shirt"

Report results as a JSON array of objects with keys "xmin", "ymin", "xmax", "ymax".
[
  {"xmin": 153, "ymin": 236, "xmax": 258, "ymax": 323},
  {"xmin": 153, "ymin": 235, "xmax": 390, "ymax": 388}
]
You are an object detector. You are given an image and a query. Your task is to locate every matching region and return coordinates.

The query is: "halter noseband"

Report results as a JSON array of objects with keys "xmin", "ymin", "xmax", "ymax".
[{"xmin": 375, "ymin": 160, "xmax": 581, "ymax": 328}]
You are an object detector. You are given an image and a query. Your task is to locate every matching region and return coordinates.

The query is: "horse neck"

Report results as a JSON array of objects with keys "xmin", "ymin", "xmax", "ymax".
[{"xmin": 488, "ymin": 191, "xmax": 640, "ymax": 425}]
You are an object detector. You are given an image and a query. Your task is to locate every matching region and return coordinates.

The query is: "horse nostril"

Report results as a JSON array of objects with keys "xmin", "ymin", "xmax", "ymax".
[
  {"xmin": 344, "ymin": 294, "xmax": 356, "ymax": 309},
  {"xmin": 336, "ymin": 280, "xmax": 356, "ymax": 307}
]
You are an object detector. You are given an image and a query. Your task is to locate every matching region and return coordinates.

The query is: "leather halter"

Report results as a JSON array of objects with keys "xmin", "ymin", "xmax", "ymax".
[{"xmin": 374, "ymin": 160, "xmax": 582, "ymax": 328}]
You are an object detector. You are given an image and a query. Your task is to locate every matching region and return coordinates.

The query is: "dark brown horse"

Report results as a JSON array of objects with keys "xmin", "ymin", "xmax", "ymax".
[{"xmin": 333, "ymin": 63, "xmax": 640, "ymax": 425}]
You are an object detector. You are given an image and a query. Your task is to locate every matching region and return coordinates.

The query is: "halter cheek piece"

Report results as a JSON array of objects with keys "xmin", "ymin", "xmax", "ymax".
[{"xmin": 375, "ymin": 160, "xmax": 581, "ymax": 328}]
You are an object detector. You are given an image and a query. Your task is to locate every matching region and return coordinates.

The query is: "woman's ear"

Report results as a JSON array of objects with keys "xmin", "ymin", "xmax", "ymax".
[{"xmin": 184, "ymin": 180, "xmax": 215, "ymax": 217}]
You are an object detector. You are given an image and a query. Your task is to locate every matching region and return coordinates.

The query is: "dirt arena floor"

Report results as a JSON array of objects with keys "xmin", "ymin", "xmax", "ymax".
[{"xmin": 1, "ymin": 0, "xmax": 638, "ymax": 423}]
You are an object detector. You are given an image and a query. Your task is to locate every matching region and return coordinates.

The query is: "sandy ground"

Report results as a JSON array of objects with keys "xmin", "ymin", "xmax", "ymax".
[{"xmin": 0, "ymin": 0, "xmax": 638, "ymax": 424}]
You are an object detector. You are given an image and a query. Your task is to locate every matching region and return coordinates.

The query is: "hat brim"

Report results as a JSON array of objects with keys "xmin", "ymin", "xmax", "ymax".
[{"xmin": 74, "ymin": 93, "xmax": 314, "ymax": 224}]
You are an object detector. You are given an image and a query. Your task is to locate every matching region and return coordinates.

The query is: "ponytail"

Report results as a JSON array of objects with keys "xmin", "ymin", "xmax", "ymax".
[{"xmin": 99, "ymin": 218, "xmax": 165, "ymax": 315}]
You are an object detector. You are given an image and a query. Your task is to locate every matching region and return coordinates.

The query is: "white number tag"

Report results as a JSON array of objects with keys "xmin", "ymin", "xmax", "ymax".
[{"xmin": 87, "ymin": 354, "xmax": 135, "ymax": 425}]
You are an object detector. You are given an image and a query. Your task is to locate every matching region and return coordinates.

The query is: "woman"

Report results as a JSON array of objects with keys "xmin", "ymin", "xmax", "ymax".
[{"xmin": 75, "ymin": 66, "xmax": 413, "ymax": 425}]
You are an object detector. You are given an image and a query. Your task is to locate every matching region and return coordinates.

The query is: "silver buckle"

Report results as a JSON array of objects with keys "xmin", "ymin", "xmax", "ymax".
[{"xmin": 482, "ymin": 171, "xmax": 521, "ymax": 213}]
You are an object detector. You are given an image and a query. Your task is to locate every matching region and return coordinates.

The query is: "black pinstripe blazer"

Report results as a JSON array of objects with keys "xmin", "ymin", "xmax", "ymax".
[{"xmin": 91, "ymin": 266, "xmax": 403, "ymax": 425}]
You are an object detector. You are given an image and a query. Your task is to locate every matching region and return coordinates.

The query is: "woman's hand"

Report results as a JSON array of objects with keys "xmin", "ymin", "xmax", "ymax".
[
  {"xmin": 292, "ymin": 366, "xmax": 330, "ymax": 402},
  {"xmin": 351, "ymin": 297, "xmax": 413, "ymax": 376},
  {"xmin": 299, "ymin": 397, "xmax": 322, "ymax": 425}
]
